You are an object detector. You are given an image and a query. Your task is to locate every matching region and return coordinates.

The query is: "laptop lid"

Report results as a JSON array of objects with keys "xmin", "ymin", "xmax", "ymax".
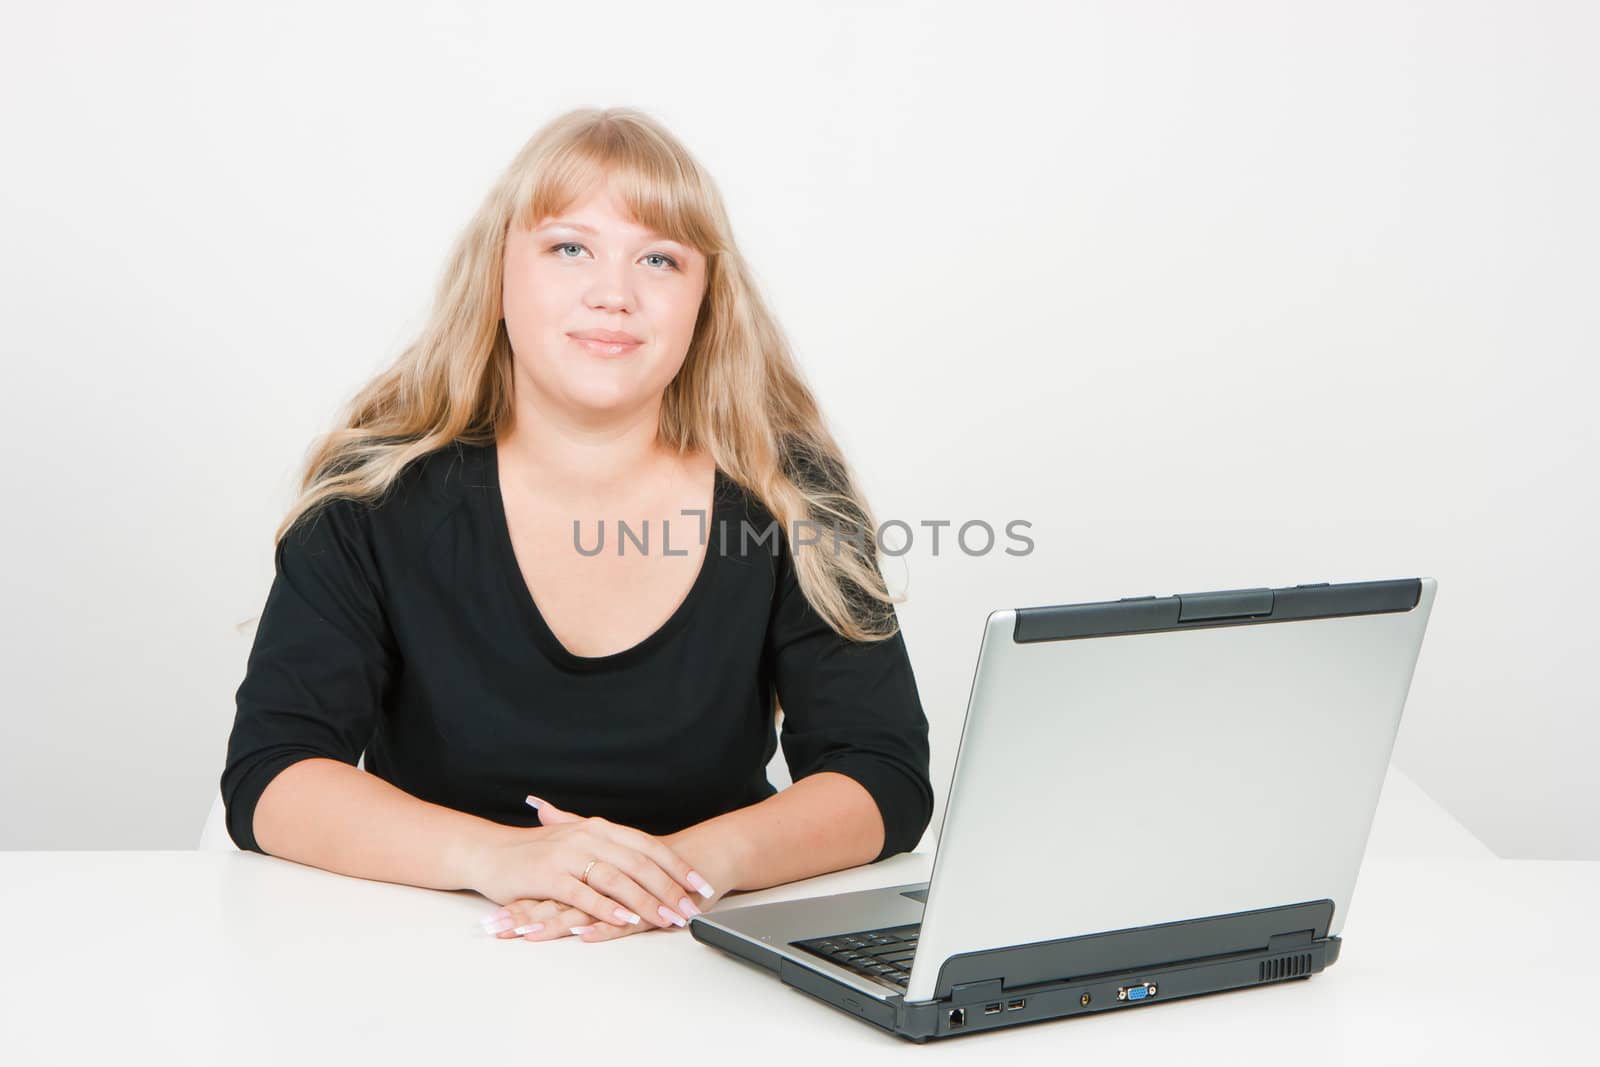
[{"xmin": 903, "ymin": 577, "xmax": 1436, "ymax": 1004}]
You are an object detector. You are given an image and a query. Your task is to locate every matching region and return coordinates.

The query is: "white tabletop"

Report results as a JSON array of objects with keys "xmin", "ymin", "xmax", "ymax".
[{"xmin": 3, "ymin": 769, "xmax": 1594, "ymax": 1065}]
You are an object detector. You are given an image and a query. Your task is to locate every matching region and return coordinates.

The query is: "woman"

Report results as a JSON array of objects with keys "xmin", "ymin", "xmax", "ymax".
[{"xmin": 221, "ymin": 107, "xmax": 933, "ymax": 945}]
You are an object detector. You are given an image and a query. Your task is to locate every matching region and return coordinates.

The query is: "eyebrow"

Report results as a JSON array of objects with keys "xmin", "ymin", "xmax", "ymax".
[{"xmin": 536, "ymin": 220, "xmax": 687, "ymax": 247}]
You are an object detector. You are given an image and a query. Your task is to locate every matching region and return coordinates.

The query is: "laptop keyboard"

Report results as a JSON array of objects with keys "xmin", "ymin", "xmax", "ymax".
[{"xmin": 792, "ymin": 922, "xmax": 921, "ymax": 989}]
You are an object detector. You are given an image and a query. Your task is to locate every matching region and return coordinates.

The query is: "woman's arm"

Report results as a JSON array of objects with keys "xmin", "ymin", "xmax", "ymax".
[
  {"xmin": 668, "ymin": 770, "xmax": 885, "ymax": 893},
  {"xmin": 252, "ymin": 757, "xmax": 513, "ymax": 892},
  {"xmin": 755, "ymin": 522, "xmax": 937, "ymax": 868}
]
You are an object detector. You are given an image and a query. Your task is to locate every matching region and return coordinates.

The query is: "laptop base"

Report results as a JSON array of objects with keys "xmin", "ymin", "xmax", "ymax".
[
  {"xmin": 781, "ymin": 933, "xmax": 1341, "ymax": 1041},
  {"xmin": 692, "ymin": 899, "xmax": 1342, "ymax": 1042}
]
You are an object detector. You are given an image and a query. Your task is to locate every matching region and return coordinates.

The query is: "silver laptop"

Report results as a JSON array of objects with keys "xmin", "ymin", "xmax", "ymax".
[{"xmin": 689, "ymin": 577, "xmax": 1438, "ymax": 1042}]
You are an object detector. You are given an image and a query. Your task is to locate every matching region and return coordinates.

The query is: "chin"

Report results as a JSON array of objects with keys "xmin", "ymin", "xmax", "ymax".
[{"xmin": 566, "ymin": 379, "xmax": 646, "ymax": 411}]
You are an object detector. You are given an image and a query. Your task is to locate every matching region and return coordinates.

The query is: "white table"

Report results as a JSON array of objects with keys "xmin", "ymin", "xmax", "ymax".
[{"xmin": 3, "ymin": 770, "xmax": 1594, "ymax": 1065}]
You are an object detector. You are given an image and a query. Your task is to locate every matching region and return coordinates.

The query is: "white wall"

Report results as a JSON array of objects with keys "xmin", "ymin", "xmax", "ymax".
[{"xmin": 1, "ymin": 0, "xmax": 1594, "ymax": 857}]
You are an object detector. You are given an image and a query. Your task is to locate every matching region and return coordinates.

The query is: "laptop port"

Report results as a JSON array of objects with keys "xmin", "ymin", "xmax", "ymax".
[
  {"xmin": 1007, "ymin": 999, "xmax": 1025, "ymax": 1011},
  {"xmin": 983, "ymin": 1003, "xmax": 1002, "ymax": 1014},
  {"xmin": 1117, "ymin": 982, "xmax": 1158, "ymax": 1002},
  {"xmin": 948, "ymin": 1008, "xmax": 966, "ymax": 1028}
]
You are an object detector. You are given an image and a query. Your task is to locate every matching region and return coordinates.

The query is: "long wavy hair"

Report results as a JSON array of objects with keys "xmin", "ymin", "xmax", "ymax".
[{"xmin": 274, "ymin": 106, "xmax": 900, "ymax": 642}]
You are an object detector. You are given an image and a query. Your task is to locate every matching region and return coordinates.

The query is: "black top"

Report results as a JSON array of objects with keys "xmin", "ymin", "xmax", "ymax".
[{"xmin": 220, "ymin": 440, "xmax": 935, "ymax": 865}]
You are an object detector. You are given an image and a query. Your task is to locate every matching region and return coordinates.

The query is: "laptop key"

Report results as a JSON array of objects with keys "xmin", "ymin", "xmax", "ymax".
[
  {"xmin": 858, "ymin": 944, "xmax": 905, "ymax": 958},
  {"xmin": 792, "ymin": 924, "xmax": 926, "ymax": 980}
]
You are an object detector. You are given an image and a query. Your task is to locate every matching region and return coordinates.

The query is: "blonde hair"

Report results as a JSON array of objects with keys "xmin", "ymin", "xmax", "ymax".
[{"xmin": 276, "ymin": 106, "xmax": 901, "ymax": 642}]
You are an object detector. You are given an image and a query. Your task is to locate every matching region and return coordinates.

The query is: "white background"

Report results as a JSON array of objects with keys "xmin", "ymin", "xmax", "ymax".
[{"xmin": 1, "ymin": 0, "xmax": 1594, "ymax": 857}]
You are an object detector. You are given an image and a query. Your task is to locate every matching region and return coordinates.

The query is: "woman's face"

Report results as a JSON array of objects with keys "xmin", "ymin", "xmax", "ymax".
[{"xmin": 501, "ymin": 179, "xmax": 708, "ymax": 419}]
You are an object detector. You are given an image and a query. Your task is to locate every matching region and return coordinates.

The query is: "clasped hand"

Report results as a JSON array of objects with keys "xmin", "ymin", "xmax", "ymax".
[{"xmin": 475, "ymin": 795, "xmax": 735, "ymax": 944}]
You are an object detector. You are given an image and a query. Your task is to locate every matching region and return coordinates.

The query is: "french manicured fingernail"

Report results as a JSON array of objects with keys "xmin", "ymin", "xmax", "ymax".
[
  {"xmin": 614, "ymin": 908, "xmax": 641, "ymax": 925},
  {"xmin": 482, "ymin": 917, "xmax": 515, "ymax": 934},
  {"xmin": 687, "ymin": 871, "xmax": 714, "ymax": 898},
  {"xmin": 524, "ymin": 795, "xmax": 544, "ymax": 809},
  {"xmin": 513, "ymin": 923, "xmax": 544, "ymax": 936},
  {"xmin": 678, "ymin": 896, "xmax": 702, "ymax": 917},
  {"xmin": 569, "ymin": 925, "xmax": 595, "ymax": 936},
  {"xmin": 658, "ymin": 905, "xmax": 687, "ymax": 928}
]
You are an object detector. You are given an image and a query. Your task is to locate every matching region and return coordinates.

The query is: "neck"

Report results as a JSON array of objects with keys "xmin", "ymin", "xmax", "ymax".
[{"xmin": 496, "ymin": 394, "xmax": 676, "ymax": 502}]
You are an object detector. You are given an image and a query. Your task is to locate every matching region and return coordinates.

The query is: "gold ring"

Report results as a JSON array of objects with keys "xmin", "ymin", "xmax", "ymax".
[{"xmin": 581, "ymin": 859, "xmax": 598, "ymax": 884}]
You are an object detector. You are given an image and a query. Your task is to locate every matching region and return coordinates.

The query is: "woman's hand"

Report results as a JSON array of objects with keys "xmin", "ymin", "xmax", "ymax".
[
  {"xmin": 468, "ymin": 796, "xmax": 714, "ymax": 933},
  {"xmin": 480, "ymin": 798, "xmax": 744, "ymax": 944}
]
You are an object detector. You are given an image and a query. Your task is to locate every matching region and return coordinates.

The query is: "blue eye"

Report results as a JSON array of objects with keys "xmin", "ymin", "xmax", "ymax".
[{"xmin": 549, "ymin": 243, "xmax": 678, "ymax": 271}]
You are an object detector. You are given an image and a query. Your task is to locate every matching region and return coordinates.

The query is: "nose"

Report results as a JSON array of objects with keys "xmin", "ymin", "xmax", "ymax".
[{"xmin": 583, "ymin": 261, "xmax": 637, "ymax": 315}]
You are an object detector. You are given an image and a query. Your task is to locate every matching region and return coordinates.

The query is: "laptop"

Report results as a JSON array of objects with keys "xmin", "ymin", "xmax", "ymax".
[{"xmin": 689, "ymin": 577, "xmax": 1437, "ymax": 1041}]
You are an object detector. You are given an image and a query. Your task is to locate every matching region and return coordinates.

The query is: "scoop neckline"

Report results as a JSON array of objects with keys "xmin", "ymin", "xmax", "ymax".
[{"xmin": 479, "ymin": 439, "xmax": 727, "ymax": 674}]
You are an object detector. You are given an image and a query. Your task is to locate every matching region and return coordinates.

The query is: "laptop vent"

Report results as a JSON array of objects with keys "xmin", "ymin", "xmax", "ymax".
[{"xmin": 1258, "ymin": 953, "xmax": 1313, "ymax": 982}]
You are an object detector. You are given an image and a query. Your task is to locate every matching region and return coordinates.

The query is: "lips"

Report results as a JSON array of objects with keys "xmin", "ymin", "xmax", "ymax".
[
  {"xmin": 569, "ymin": 329, "xmax": 642, "ymax": 344},
  {"xmin": 568, "ymin": 333, "xmax": 642, "ymax": 357}
]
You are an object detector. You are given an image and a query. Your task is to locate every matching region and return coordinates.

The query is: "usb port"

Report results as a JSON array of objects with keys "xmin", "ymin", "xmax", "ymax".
[
  {"xmin": 983, "ymin": 1002, "xmax": 1002, "ymax": 1014},
  {"xmin": 1007, "ymin": 999, "xmax": 1025, "ymax": 1011}
]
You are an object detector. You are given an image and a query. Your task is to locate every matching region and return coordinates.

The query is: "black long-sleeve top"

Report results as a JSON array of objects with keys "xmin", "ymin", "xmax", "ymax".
[{"xmin": 220, "ymin": 439, "xmax": 934, "ymax": 865}]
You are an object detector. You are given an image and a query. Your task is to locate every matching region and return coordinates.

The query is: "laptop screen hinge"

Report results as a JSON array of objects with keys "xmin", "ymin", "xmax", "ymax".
[
  {"xmin": 949, "ymin": 978, "xmax": 1004, "ymax": 1000},
  {"xmin": 1266, "ymin": 929, "xmax": 1316, "ymax": 952}
]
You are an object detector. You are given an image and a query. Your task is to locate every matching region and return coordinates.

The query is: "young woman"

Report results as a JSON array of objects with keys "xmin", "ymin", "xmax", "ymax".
[{"xmin": 221, "ymin": 107, "xmax": 933, "ymax": 945}]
